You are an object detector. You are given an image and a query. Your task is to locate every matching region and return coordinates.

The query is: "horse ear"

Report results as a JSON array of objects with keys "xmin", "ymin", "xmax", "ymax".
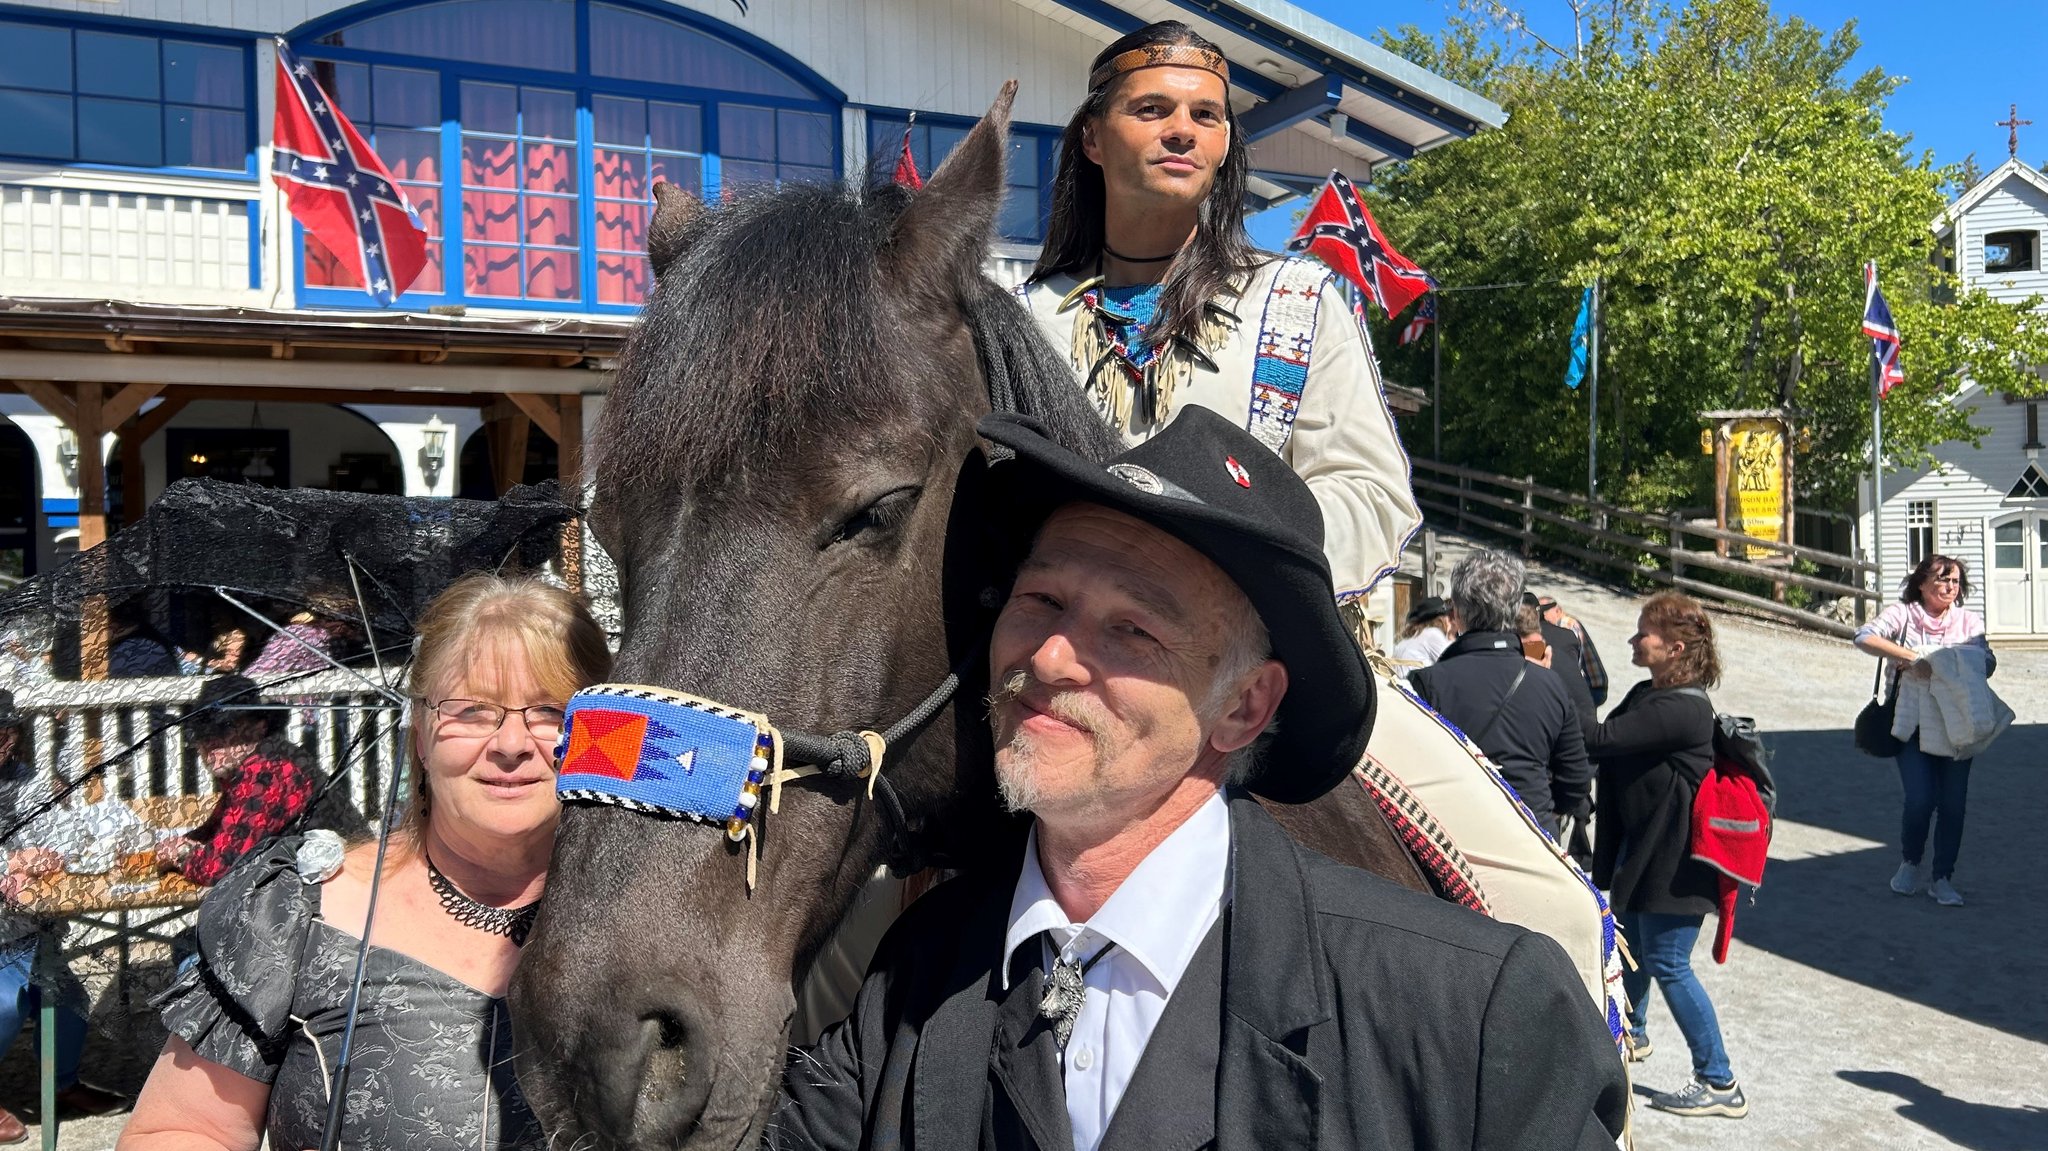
[
  {"xmin": 887, "ymin": 80, "xmax": 1017, "ymax": 291},
  {"xmin": 648, "ymin": 181, "xmax": 707, "ymax": 277}
]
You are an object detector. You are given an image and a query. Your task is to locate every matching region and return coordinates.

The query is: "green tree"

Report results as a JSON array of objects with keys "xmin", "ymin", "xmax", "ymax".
[{"xmin": 1368, "ymin": 0, "xmax": 2048, "ymax": 511}]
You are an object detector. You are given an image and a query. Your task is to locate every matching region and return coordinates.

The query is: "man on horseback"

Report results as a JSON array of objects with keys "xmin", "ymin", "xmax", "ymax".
[
  {"xmin": 771, "ymin": 408, "xmax": 1626, "ymax": 1151},
  {"xmin": 1017, "ymin": 20, "xmax": 1421, "ymax": 603}
]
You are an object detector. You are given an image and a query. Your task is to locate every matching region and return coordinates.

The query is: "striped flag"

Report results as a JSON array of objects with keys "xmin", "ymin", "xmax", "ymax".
[
  {"xmin": 1862, "ymin": 262, "xmax": 1903, "ymax": 397},
  {"xmin": 1289, "ymin": 170, "xmax": 1435, "ymax": 318},
  {"xmin": 1398, "ymin": 294, "xmax": 1436, "ymax": 347},
  {"xmin": 271, "ymin": 39, "xmax": 426, "ymax": 305}
]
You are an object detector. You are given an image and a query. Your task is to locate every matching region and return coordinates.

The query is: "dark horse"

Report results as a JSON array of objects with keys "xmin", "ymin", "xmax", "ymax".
[{"xmin": 511, "ymin": 85, "xmax": 1429, "ymax": 1150}]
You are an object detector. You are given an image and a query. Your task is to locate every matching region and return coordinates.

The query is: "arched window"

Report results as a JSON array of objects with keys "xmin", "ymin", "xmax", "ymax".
[{"xmin": 292, "ymin": 0, "xmax": 839, "ymax": 312}]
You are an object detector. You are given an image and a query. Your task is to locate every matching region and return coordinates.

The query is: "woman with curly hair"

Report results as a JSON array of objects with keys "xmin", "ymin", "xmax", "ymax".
[{"xmin": 1585, "ymin": 592, "xmax": 1745, "ymax": 1120}]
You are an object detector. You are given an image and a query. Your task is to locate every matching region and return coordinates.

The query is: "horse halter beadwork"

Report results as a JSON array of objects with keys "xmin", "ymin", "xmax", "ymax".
[{"xmin": 555, "ymin": 658, "xmax": 969, "ymax": 889}]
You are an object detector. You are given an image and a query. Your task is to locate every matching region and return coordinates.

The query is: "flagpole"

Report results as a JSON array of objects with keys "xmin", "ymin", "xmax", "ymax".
[
  {"xmin": 1868, "ymin": 260, "xmax": 1885, "ymax": 604},
  {"xmin": 1587, "ymin": 277, "xmax": 1601, "ymax": 501},
  {"xmin": 1431, "ymin": 297, "xmax": 1443, "ymax": 460}
]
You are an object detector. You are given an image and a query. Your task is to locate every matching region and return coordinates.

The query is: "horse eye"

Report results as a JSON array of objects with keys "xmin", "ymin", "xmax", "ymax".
[{"xmin": 828, "ymin": 487, "xmax": 921, "ymax": 547}]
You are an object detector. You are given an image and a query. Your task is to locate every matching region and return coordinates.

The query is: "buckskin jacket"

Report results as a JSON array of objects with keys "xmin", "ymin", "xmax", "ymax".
[
  {"xmin": 1018, "ymin": 257, "xmax": 1422, "ymax": 600},
  {"xmin": 767, "ymin": 795, "xmax": 1628, "ymax": 1151}
]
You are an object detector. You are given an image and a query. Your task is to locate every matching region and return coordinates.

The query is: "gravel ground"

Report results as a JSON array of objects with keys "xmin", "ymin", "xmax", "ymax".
[
  {"xmin": 1426, "ymin": 532, "xmax": 2048, "ymax": 1151},
  {"xmin": 12, "ymin": 535, "xmax": 2046, "ymax": 1149}
]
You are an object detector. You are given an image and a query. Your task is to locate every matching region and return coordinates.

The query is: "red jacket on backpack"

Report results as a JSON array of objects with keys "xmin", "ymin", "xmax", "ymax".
[{"xmin": 1689, "ymin": 766, "xmax": 1769, "ymax": 963}]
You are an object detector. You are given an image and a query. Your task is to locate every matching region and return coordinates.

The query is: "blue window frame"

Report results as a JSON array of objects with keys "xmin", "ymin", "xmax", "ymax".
[
  {"xmin": 0, "ymin": 14, "xmax": 254, "ymax": 177},
  {"xmin": 866, "ymin": 110, "xmax": 1059, "ymax": 245},
  {"xmin": 293, "ymin": 0, "xmax": 842, "ymax": 314}
]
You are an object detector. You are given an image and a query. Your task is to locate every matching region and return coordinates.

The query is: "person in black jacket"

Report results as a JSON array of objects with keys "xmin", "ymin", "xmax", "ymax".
[
  {"xmin": 1412, "ymin": 552, "xmax": 1591, "ymax": 838},
  {"xmin": 1539, "ymin": 594, "xmax": 1610, "ymax": 707},
  {"xmin": 771, "ymin": 409, "xmax": 1627, "ymax": 1151},
  {"xmin": 1525, "ymin": 592, "xmax": 1598, "ymax": 724},
  {"xmin": 1585, "ymin": 591, "xmax": 1746, "ymax": 1120}
]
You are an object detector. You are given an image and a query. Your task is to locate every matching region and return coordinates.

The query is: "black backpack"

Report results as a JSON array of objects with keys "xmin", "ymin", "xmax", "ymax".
[{"xmin": 1673, "ymin": 688, "xmax": 1777, "ymax": 817}]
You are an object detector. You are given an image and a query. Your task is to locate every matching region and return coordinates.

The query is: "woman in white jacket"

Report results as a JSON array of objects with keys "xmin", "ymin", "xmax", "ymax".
[{"xmin": 1852, "ymin": 555, "xmax": 1995, "ymax": 907}]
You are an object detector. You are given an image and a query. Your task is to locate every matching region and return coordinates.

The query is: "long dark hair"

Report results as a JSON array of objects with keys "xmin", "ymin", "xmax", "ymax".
[
  {"xmin": 1029, "ymin": 20, "xmax": 1264, "ymax": 351},
  {"xmin": 1901, "ymin": 553, "xmax": 1971, "ymax": 607}
]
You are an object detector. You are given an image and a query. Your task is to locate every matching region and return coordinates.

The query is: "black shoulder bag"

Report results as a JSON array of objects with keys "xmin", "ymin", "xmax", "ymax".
[{"xmin": 1853, "ymin": 641, "xmax": 1904, "ymax": 758}]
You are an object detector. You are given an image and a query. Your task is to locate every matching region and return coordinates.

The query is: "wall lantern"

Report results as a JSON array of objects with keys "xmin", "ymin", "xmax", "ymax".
[
  {"xmin": 56, "ymin": 428, "xmax": 80, "ymax": 488},
  {"xmin": 419, "ymin": 415, "xmax": 449, "ymax": 490},
  {"xmin": 1329, "ymin": 112, "xmax": 1349, "ymax": 144}
]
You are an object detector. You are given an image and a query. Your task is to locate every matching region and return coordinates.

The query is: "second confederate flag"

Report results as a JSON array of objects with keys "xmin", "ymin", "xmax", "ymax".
[
  {"xmin": 1289, "ymin": 169, "xmax": 1434, "ymax": 319},
  {"xmin": 271, "ymin": 39, "xmax": 427, "ymax": 306}
]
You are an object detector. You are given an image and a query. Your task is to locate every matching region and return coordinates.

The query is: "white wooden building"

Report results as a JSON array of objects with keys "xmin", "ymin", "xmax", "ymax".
[
  {"xmin": 1867, "ymin": 157, "xmax": 2048, "ymax": 639},
  {"xmin": 0, "ymin": 0, "xmax": 1504, "ymax": 588}
]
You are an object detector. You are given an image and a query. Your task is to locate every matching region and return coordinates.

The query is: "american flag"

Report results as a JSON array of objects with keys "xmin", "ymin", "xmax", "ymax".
[
  {"xmin": 1399, "ymin": 294, "xmax": 1436, "ymax": 347},
  {"xmin": 1861, "ymin": 262, "xmax": 1903, "ymax": 397},
  {"xmin": 271, "ymin": 39, "xmax": 427, "ymax": 306},
  {"xmin": 1288, "ymin": 169, "xmax": 1435, "ymax": 319}
]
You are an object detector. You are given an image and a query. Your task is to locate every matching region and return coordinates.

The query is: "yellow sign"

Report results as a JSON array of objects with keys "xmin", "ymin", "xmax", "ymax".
[
  {"xmin": 1728, "ymin": 419, "xmax": 1785, "ymax": 559},
  {"xmin": 1700, "ymin": 428, "xmax": 1714, "ymax": 455}
]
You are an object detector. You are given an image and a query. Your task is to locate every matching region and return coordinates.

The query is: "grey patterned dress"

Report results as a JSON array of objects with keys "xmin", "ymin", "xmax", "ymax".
[{"xmin": 156, "ymin": 838, "xmax": 543, "ymax": 1149}]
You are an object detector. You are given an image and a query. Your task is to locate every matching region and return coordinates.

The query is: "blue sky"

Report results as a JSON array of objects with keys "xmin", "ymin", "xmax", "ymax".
[{"xmin": 1247, "ymin": 0, "xmax": 2048, "ymax": 248}]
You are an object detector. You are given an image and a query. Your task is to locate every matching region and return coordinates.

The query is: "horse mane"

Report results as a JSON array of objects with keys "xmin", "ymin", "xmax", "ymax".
[{"xmin": 594, "ymin": 180, "xmax": 1120, "ymax": 509}]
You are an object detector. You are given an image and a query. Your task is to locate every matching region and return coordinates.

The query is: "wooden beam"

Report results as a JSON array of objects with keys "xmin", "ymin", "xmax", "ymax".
[
  {"xmin": 16, "ymin": 379, "xmax": 78, "ymax": 428},
  {"xmin": 126, "ymin": 396, "xmax": 190, "ymax": 445},
  {"xmin": 270, "ymin": 342, "xmax": 295, "ymax": 360},
  {"xmin": 557, "ymin": 394, "xmax": 583, "ymax": 491},
  {"xmin": 75, "ymin": 383, "xmax": 106, "ymax": 551},
  {"xmin": 502, "ymin": 392, "xmax": 562, "ymax": 442},
  {"xmin": 158, "ymin": 385, "xmax": 493, "ymax": 408},
  {"xmin": 488, "ymin": 412, "xmax": 531, "ymax": 496},
  {"xmin": 101, "ymin": 383, "xmax": 163, "ymax": 430}
]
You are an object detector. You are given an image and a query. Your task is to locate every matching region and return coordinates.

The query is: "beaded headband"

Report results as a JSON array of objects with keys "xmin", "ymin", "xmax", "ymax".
[
  {"xmin": 556, "ymin": 684, "xmax": 780, "ymax": 842},
  {"xmin": 1087, "ymin": 44, "xmax": 1230, "ymax": 93},
  {"xmin": 555, "ymin": 683, "xmax": 887, "ymax": 889}
]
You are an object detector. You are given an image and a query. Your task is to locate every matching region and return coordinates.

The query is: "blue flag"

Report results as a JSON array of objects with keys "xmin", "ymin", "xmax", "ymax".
[{"xmin": 1564, "ymin": 286, "xmax": 1593, "ymax": 390}]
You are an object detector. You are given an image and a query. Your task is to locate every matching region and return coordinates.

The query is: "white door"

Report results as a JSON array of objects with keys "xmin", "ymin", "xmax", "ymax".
[{"xmin": 1988, "ymin": 515, "xmax": 2039, "ymax": 633}]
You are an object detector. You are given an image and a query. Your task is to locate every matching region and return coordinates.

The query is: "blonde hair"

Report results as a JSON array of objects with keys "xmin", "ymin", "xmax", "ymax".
[{"xmin": 383, "ymin": 573, "xmax": 612, "ymax": 863}]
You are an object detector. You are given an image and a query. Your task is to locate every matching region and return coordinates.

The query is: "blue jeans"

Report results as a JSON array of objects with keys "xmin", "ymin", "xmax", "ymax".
[
  {"xmin": 1896, "ymin": 743, "xmax": 1972, "ymax": 880},
  {"xmin": 1620, "ymin": 911, "xmax": 1733, "ymax": 1085},
  {"xmin": 0, "ymin": 940, "xmax": 84, "ymax": 1087}
]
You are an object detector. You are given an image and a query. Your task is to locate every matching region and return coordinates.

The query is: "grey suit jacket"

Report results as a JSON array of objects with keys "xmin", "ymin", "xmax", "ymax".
[{"xmin": 767, "ymin": 794, "xmax": 1627, "ymax": 1151}]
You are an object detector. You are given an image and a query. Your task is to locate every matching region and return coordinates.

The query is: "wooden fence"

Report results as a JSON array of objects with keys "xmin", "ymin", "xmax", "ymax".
[{"xmin": 1410, "ymin": 460, "xmax": 1879, "ymax": 637}]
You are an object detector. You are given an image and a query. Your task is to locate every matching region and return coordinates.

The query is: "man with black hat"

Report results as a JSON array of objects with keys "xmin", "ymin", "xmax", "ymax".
[
  {"xmin": 771, "ymin": 409, "xmax": 1626, "ymax": 1151},
  {"xmin": 1017, "ymin": 20, "xmax": 1421, "ymax": 604}
]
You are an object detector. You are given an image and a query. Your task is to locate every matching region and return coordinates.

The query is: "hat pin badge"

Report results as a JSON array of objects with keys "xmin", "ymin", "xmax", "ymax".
[
  {"xmin": 1224, "ymin": 456, "xmax": 1251, "ymax": 488},
  {"xmin": 1107, "ymin": 463, "xmax": 1166, "ymax": 495}
]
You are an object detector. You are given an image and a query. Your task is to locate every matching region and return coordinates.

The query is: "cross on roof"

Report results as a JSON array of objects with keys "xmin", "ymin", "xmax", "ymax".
[{"xmin": 1997, "ymin": 103, "xmax": 2031, "ymax": 159}]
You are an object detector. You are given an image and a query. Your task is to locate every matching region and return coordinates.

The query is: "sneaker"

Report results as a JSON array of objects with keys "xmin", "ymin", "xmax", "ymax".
[
  {"xmin": 1624, "ymin": 1033, "xmax": 1654, "ymax": 1062},
  {"xmin": 1930, "ymin": 878, "xmax": 1964, "ymax": 907},
  {"xmin": 1889, "ymin": 861, "xmax": 1922, "ymax": 895},
  {"xmin": 1648, "ymin": 1076, "xmax": 1748, "ymax": 1118}
]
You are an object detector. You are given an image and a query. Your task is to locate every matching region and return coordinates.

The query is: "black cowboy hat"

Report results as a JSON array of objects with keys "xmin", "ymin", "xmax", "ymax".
[
  {"xmin": 185, "ymin": 674, "xmax": 277, "ymax": 743},
  {"xmin": 978, "ymin": 406, "xmax": 1373, "ymax": 805},
  {"xmin": 1406, "ymin": 596, "xmax": 1450, "ymax": 625}
]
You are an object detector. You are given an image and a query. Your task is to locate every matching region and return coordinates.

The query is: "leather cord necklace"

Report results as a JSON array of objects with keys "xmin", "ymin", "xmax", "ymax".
[
  {"xmin": 425, "ymin": 854, "xmax": 540, "ymax": 946},
  {"xmin": 1038, "ymin": 932, "xmax": 1120, "ymax": 1050},
  {"xmin": 1101, "ymin": 244, "xmax": 1179, "ymax": 263}
]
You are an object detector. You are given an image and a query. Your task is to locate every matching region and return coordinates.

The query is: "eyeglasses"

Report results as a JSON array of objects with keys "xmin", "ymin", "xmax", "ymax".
[{"xmin": 429, "ymin": 698, "xmax": 568, "ymax": 740}]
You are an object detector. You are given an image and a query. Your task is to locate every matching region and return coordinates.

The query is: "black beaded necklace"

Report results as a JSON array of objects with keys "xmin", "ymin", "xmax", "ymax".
[{"xmin": 425, "ymin": 854, "xmax": 540, "ymax": 947}]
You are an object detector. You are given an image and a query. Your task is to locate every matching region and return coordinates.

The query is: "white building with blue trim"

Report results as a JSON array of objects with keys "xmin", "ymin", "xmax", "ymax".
[
  {"xmin": 0, "ymin": 0, "xmax": 1500, "ymax": 587},
  {"xmin": 1866, "ymin": 156, "xmax": 2048, "ymax": 639}
]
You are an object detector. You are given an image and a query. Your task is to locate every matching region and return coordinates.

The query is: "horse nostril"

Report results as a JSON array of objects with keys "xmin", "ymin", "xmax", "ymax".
[{"xmin": 652, "ymin": 1011, "xmax": 688, "ymax": 1051}]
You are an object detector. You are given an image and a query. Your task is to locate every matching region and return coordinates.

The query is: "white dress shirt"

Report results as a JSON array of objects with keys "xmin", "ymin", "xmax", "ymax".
[{"xmin": 1002, "ymin": 792, "xmax": 1232, "ymax": 1151}]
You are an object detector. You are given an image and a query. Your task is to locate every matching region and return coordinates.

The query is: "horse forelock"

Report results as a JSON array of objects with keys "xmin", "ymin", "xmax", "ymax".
[{"xmin": 597, "ymin": 182, "xmax": 940, "ymax": 505}]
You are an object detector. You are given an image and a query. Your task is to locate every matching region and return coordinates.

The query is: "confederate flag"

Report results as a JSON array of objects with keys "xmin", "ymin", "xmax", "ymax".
[
  {"xmin": 271, "ymin": 38, "xmax": 427, "ymax": 306},
  {"xmin": 1288, "ymin": 169, "xmax": 1434, "ymax": 319}
]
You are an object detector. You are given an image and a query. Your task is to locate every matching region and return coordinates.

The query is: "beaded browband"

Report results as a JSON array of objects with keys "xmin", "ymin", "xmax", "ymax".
[{"xmin": 1088, "ymin": 44, "xmax": 1230, "ymax": 92}]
